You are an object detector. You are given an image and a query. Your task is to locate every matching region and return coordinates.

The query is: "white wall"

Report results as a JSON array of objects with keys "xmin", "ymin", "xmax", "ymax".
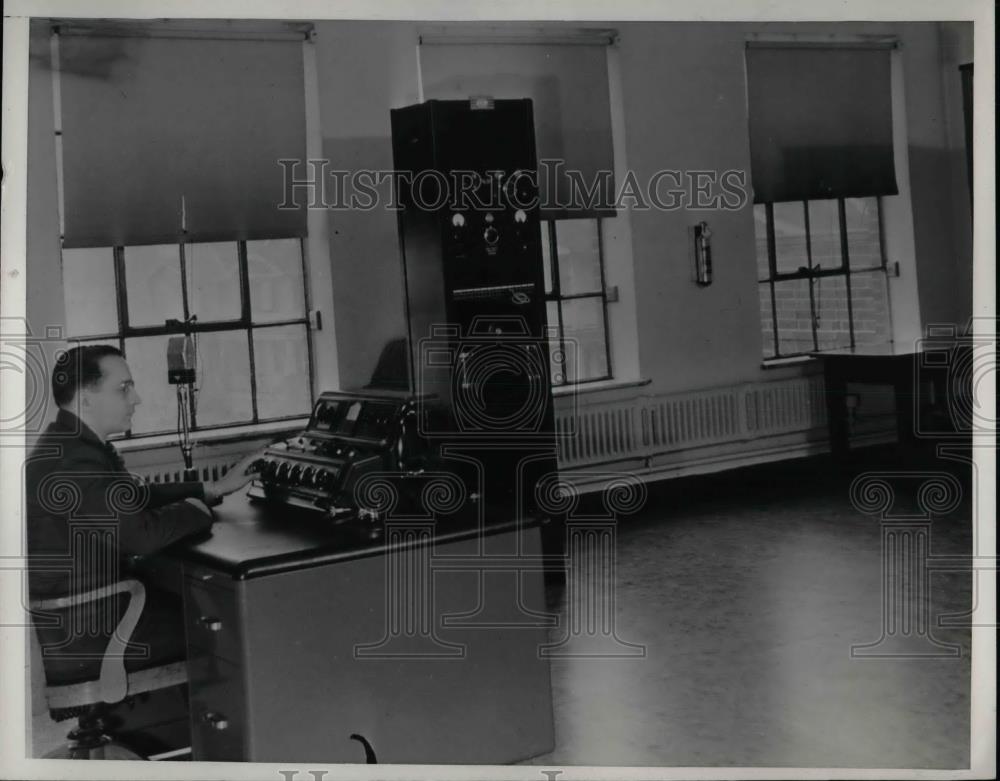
[{"xmin": 312, "ymin": 21, "xmax": 421, "ymax": 390}]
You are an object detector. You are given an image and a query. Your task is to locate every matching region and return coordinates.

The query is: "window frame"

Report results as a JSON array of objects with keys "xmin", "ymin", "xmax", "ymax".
[
  {"xmin": 64, "ymin": 237, "xmax": 316, "ymax": 438},
  {"xmin": 757, "ymin": 197, "xmax": 890, "ymax": 360},
  {"xmin": 542, "ymin": 217, "xmax": 614, "ymax": 387}
]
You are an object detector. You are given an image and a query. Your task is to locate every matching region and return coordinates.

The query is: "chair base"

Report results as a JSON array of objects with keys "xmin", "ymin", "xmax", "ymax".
[
  {"xmin": 45, "ymin": 739, "xmax": 145, "ymax": 760},
  {"xmin": 45, "ymin": 705, "xmax": 146, "ymax": 760}
]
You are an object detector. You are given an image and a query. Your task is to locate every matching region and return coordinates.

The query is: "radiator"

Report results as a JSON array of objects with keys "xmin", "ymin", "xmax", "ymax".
[
  {"xmin": 132, "ymin": 456, "xmax": 236, "ymax": 485},
  {"xmin": 556, "ymin": 374, "xmax": 829, "ymax": 471}
]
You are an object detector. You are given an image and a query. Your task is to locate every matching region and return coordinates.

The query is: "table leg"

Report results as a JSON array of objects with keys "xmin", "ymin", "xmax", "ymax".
[
  {"xmin": 894, "ymin": 360, "xmax": 917, "ymax": 453},
  {"xmin": 824, "ymin": 363, "xmax": 850, "ymax": 461}
]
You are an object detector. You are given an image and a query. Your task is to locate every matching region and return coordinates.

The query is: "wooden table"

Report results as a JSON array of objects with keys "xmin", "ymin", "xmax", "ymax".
[{"xmin": 811, "ymin": 343, "xmax": 947, "ymax": 460}]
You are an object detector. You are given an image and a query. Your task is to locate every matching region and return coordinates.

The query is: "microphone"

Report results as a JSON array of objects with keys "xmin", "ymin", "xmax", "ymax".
[{"xmin": 167, "ymin": 335, "xmax": 196, "ymax": 385}]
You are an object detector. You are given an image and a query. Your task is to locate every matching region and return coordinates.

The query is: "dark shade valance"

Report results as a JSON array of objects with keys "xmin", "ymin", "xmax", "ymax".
[
  {"xmin": 745, "ymin": 44, "xmax": 898, "ymax": 204},
  {"xmin": 420, "ymin": 42, "xmax": 616, "ymax": 217},
  {"xmin": 59, "ymin": 33, "xmax": 306, "ymax": 248}
]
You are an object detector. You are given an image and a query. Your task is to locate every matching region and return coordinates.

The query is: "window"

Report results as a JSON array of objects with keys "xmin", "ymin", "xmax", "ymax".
[
  {"xmin": 62, "ymin": 239, "xmax": 314, "ymax": 437},
  {"xmin": 754, "ymin": 197, "xmax": 891, "ymax": 359},
  {"xmin": 541, "ymin": 218, "xmax": 612, "ymax": 385},
  {"xmin": 745, "ymin": 41, "xmax": 899, "ymax": 360}
]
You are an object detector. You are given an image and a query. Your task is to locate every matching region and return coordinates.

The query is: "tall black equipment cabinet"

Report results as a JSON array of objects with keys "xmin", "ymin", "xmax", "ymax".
[{"xmin": 390, "ymin": 99, "xmax": 562, "ymax": 566}]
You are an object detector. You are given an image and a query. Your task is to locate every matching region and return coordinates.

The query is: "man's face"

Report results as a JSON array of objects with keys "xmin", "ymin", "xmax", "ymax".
[{"xmin": 79, "ymin": 355, "xmax": 142, "ymax": 437}]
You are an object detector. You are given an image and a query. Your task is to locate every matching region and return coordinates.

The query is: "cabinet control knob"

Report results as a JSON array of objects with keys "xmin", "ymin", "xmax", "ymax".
[
  {"xmin": 199, "ymin": 616, "xmax": 222, "ymax": 632},
  {"xmin": 484, "ymin": 226, "xmax": 499, "ymax": 245},
  {"xmin": 203, "ymin": 712, "xmax": 229, "ymax": 730}
]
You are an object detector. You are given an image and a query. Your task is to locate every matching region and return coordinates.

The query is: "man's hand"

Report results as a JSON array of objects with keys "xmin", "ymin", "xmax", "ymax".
[{"xmin": 204, "ymin": 451, "xmax": 265, "ymax": 505}]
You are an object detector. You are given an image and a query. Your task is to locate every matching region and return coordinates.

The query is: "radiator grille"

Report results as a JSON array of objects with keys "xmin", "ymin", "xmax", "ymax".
[
  {"xmin": 745, "ymin": 374, "xmax": 826, "ymax": 435},
  {"xmin": 642, "ymin": 389, "xmax": 741, "ymax": 449},
  {"xmin": 135, "ymin": 458, "xmax": 234, "ymax": 485},
  {"xmin": 557, "ymin": 375, "xmax": 828, "ymax": 469}
]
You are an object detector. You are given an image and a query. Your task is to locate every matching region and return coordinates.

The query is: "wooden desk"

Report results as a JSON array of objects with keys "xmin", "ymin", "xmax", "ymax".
[
  {"xmin": 147, "ymin": 494, "xmax": 555, "ymax": 764},
  {"xmin": 812, "ymin": 344, "xmax": 943, "ymax": 460}
]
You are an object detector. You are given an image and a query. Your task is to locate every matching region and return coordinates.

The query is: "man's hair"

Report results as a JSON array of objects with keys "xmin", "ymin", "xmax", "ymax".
[{"xmin": 52, "ymin": 345, "xmax": 125, "ymax": 407}]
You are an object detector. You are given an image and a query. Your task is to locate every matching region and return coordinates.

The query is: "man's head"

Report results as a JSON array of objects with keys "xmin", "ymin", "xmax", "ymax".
[{"xmin": 52, "ymin": 346, "xmax": 142, "ymax": 439}]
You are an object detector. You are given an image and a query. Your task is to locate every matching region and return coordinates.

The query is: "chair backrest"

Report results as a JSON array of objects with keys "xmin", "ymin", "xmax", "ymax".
[{"xmin": 31, "ymin": 579, "xmax": 147, "ymax": 706}]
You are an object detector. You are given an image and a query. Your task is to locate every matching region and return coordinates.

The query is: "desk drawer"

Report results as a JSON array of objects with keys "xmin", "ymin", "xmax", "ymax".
[
  {"xmin": 188, "ymin": 653, "xmax": 246, "ymax": 761},
  {"xmin": 183, "ymin": 579, "xmax": 242, "ymax": 663}
]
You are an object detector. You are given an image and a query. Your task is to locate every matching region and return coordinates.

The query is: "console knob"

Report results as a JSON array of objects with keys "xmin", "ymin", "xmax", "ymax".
[
  {"xmin": 289, "ymin": 464, "xmax": 303, "ymax": 484},
  {"xmin": 301, "ymin": 466, "xmax": 315, "ymax": 486},
  {"xmin": 275, "ymin": 462, "xmax": 290, "ymax": 482},
  {"xmin": 483, "ymin": 225, "xmax": 499, "ymax": 245}
]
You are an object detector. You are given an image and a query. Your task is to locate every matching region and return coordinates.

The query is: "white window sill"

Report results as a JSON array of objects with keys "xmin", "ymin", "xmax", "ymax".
[
  {"xmin": 761, "ymin": 355, "xmax": 817, "ymax": 370},
  {"xmin": 112, "ymin": 417, "xmax": 310, "ymax": 453},
  {"xmin": 552, "ymin": 377, "xmax": 651, "ymax": 397}
]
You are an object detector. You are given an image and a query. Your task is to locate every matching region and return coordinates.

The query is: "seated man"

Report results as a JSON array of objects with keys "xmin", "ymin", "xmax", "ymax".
[{"xmin": 26, "ymin": 344, "xmax": 258, "ymax": 687}]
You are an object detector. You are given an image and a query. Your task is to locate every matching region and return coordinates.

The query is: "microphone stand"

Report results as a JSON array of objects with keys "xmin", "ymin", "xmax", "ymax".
[
  {"xmin": 173, "ymin": 201, "xmax": 198, "ymax": 482},
  {"xmin": 177, "ymin": 382, "xmax": 197, "ymax": 482}
]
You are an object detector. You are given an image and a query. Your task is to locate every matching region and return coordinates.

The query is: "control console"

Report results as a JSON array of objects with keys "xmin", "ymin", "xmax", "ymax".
[{"xmin": 248, "ymin": 389, "xmax": 447, "ymax": 522}]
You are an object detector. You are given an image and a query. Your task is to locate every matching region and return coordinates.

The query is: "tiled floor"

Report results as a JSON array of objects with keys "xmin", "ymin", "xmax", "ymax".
[
  {"xmin": 523, "ymin": 448, "xmax": 973, "ymax": 768},
  {"xmin": 30, "ymin": 446, "xmax": 974, "ymax": 768}
]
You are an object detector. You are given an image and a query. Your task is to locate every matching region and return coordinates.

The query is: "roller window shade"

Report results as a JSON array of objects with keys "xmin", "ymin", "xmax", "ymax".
[
  {"xmin": 59, "ymin": 34, "xmax": 306, "ymax": 248},
  {"xmin": 745, "ymin": 44, "xmax": 898, "ymax": 204},
  {"xmin": 420, "ymin": 42, "xmax": 616, "ymax": 217}
]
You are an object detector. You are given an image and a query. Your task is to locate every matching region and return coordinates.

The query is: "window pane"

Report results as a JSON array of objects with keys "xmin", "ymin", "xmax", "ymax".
[
  {"xmin": 845, "ymin": 197, "xmax": 883, "ymax": 270},
  {"xmin": 561, "ymin": 297, "xmax": 609, "ymax": 382},
  {"xmin": 850, "ymin": 271, "xmax": 892, "ymax": 346},
  {"xmin": 771, "ymin": 202, "xmax": 807, "ymax": 275},
  {"xmin": 193, "ymin": 331, "xmax": 253, "ymax": 427},
  {"xmin": 247, "ymin": 238, "xmax": 306, "ymax": 323},
  {"xmin": 753, "ymin": 204, "xmax": 770, "ymax": 280},
  {"xmin": 758, "ymin": 283, "xmax": 777, "ymax": 358},
  {"xmin": 124, "ymin": 245, "xmax": 183, "ymax": 328},
  {"xmin": 807, "ymin": 199, "xmax": 843, "ymax": 271},
  {"xmin": 62, "ymin": 248, "xmax": 118, "ymax": 337},
  {"xmin": 540, "ymin": 222, "xmax": 554, "ymax": 294},
  {"xmin": 122, "ymin": 335, "xmax": 176, "ymax": 435},
  {"xmin": 185, "ymin": 242, "xmax": 241, "ymax": 322},
  {"xmin": 546, "ymin": 300, "xmax": 565, "ymax": 385},
  {"xmin": 772, "ymin": 279, "xmax": 814, "ymax": 356},
  {"xmin": 555, "ymin": 219, "xmax": 602, "ymax": 295},
  {"xmin": 813, "ymin": 275, "xmax": 852, "ymax": 352},
  {"xmin": 253, "ymin": 325, "xmax": 312, "ymax": 420}
]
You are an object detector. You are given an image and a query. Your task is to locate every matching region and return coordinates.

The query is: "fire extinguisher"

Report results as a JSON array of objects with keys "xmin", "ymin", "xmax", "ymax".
[{"xmin": 694, "ymin": 221, "xmax": 712, "ymax": 286}]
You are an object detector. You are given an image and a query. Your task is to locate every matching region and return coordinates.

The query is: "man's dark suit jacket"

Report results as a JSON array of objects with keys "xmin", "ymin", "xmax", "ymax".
[{"xmin": 26, "ymin": 408, "xmax": 215, "ymax": 685}]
